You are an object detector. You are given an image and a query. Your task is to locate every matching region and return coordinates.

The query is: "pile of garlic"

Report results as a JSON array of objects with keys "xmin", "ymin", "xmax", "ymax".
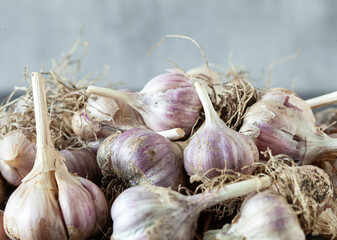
[{"xmin": 0, "ymin": 50, "xmax": 337, "ymax": 240}]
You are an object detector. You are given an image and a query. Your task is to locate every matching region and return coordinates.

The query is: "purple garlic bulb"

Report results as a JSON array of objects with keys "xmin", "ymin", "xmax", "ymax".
[
  {"xmin": 97, "ymin": 128, "xmax": 185, "ymax": 189},
  {"xmin": 61, "ymin": 148, "xmax": 102, "ymax": 185},
  {"xmin": 87, "ymin": 72, "xmax": 202, "ymax": 137},
  {"xmin": 184, "ymin": 82, "xmax": 259, "ymax": 178},
  {"xmin": 239, "ymin": 88, "xmax": 337, "ymax": 165},
  {"xmin": 204, "ymin": 191, "xmax": 305, "ymax": 240},
  {"xmin": 110, "ymin": 176, "xmax": 271, "ymax": 240}
]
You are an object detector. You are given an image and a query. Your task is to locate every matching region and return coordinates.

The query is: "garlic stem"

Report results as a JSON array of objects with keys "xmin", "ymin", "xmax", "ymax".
[
  {"xmin": 87, "ymin": 86, "xmax": 131, "ymax": 104},
  {"xmin": 24, "ymin": 73, "xmax": 58, "ymax": 181},
  {"xmin": 188, "ymin": 175, "xmax": 272, "ymax": 209},
  {"xmin": 32, "ymin": 73, "xmax": 54, "ymax": 150},
  {"xmin": 157, "ymin": 128, "xmax": 185, "ymax": 140},
  {"xmin": 306, "ymin": 90, "xmax": 337, "ymax": 109},
  {"xmin": 194, "ymin": 81, "xmax": 222, "ymax": 126}
]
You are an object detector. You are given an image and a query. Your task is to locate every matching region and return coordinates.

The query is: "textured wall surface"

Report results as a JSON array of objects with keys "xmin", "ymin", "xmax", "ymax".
[{"xmin": 0, "ymin": 0, "xmax": 337, "ymax": 98}]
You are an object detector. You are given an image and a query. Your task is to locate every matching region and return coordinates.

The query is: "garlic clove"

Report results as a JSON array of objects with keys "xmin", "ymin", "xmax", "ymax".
[
  {"xmin": 4, "ymin": 174, "xmax": 68, "ymax": 240},
  {"xmin": 77, "ymin": 177, "xmax": 109, "ymax": 233},
  {"xmin": 55, "ymin": 162, "xmax": 97, "ymax": 239},
  {"xmin": 0, "ymin": 131, "xmax": 36, "ymax": 186}
]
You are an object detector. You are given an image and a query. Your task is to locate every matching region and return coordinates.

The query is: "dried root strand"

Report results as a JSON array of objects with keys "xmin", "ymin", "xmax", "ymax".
[
  {"xmin": 264, "ymin": 152, "xmax": 335, "ymax": 236},
  {"xmin": 0, "ymin": 36, "xmax": 110, "ymax": 150}
]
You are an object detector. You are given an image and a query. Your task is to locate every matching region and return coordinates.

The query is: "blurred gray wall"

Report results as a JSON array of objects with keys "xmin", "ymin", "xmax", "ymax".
[{"xmin": 1, "ymin": 0, "xmax": 337, "ymax": 98}]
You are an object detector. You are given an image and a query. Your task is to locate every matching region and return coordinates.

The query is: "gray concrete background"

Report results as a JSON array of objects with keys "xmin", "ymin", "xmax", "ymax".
[{"xmin": 1, "ymin": 0, "xmax": 337, "ymax": 99}]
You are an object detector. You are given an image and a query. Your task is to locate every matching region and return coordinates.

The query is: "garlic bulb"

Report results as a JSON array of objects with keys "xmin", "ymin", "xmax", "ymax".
[
  {"xmin": 61, "ymin": 148, "xmax": 102, "ymax": 185},
  {"xmin": 97, "ymin": 128, "xmax": 185, "ymax": 189},
  {"xmin": 87, "ymin": 72, "xmax": 202, "ymax": 137},
  {"xmin": 110, "ymin": 176, "xmax": 271, "ymax": 240},
  {"xmin": 4, "ymin": 72, "xmax": 108, "ymax": 240},
  {"xmin": 239, "ymin": 87, "xmax": 337, "ymax": 165},
  {"xmin": 0, "ymin": 131, "xmax": 36, "ymax": 186},
  {"xmin": 204, "ymin": 191, "xmax": 305, "ymax": 240},
  {"xmin": 184, "ymin": 82, "xmax": 259, "ymax": 178}
]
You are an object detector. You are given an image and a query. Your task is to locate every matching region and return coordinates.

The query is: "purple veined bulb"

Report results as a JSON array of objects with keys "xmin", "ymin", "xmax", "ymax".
[
  {"xmin": 204, "ymin": 191, "xmax": 305, "ymax": 240},
  {"xmin": 239, "ymin": 88, "xmax": 337, "ymax": 165},
  {"xmin": 87, "ymin": 71, "xmax": 202, "ymax": 138},
  {"xmin": 110, "ymin": 176, "xmax": 271, "ymax": 240},
  {"xmin": 4, "ymin": 73, "xmax": 108, "ymax": 240},
  {"xmin": 61, "ymin": 148, "xmax": 102, "ymax": 185},
  {"xmin": 97, "ymin": 128, "xmax": 186, "ymax": 189},
  {"xmin": 184, "ymin": 81, "xmax": 259, "ymax": 178}
]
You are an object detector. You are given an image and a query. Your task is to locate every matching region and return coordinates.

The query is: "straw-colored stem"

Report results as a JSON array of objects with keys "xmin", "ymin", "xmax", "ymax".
[
  {"xmin": 194, "ymin": 81, "xmax": 222, "ymax": 126},
  {"xmin": 87, "ymin": 86, "xmax": 130, "ymax": 104},
  {"xmin": 157, "ymin": 128, "xmax": 185, "ymax": 140},
  {"xmin": 188, "ymin": 176, "xmax": 272, "ymax": 209},
  {"xmin": 32, "ymin": 73, "xmax": 54, "ymax": 150},
  {"xmin": 306, "ymin": 91, "xmax": 337, "ymax": 109}
]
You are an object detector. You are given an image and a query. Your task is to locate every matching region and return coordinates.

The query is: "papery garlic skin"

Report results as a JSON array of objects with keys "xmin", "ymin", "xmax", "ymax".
[
  {"xmin": 204, "ymin": 191, "xmax": 305, "ymax": 240},
  {"xmin": 0, "ymin": 131, "xmax": 36, "ymax": 186},
  {"xmin": 240, "ymin": 88, "xmax": 337, "ymax": 165},
  {"xmin": 184, "ymin": 82, "xmax": 258, "ymax": 178},
  {"xmin": 103, "ymin": 128, "xmax": 185, "ymax": 189},
  {"xmin": 4, "ymin": 173, "xmax": 68, "ymax": 240}
]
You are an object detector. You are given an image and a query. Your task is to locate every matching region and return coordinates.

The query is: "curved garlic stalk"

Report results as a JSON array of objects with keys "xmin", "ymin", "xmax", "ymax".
[
  {"xmin": 110, "ymin": 176, "xmax": 271, "ymax": 240},
  {"xmin": 4, "ymin": 72, "xmax": 108, "ymax": 240},
  {"xmin": 87, "ymin": 72, "xmax": 202, "ymax": 137},
  {"xmin": 184, "ymin": 82, "xmax": 259, "ymax": 178},
  {"xmin": 239, "ymin": 88, "xmax": 337, "ymax": 165},
  {"xmin": 204, "ymin": 191, "xmax": 305, "ymax": 240},
  {"xmin": 0, "ymin": 131, "xmax": 36, "ymax": 186},
  {"xmin": 97, "ymin": 128, "xmax": 185, "ymax": 189}
]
